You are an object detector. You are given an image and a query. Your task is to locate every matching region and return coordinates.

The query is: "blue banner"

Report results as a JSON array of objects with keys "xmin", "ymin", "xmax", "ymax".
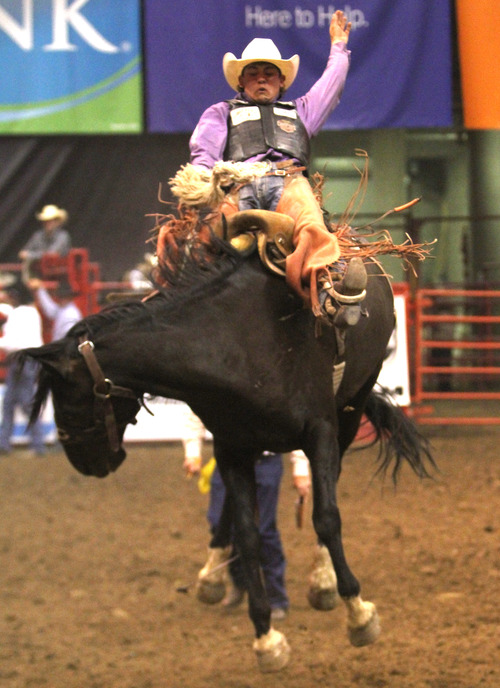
[
  {"xmin": 144, "ymin": 0, "xmax": 453, "ymax": 133},
  {"xmin": 0, "ymin": 0, "xmax": 143, "ymax": 133}
]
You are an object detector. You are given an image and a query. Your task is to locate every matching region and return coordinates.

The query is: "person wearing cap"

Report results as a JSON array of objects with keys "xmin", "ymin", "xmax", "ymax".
[
  {"xmin": 189, "ymin": 10, "xmax": 366, "ymax": 326},
  {"xmin": 28, "ymin": 278, "xmax": 82, "ymax": 342},
  {"xmin": 18, "ymin": 204, "xmax": 71, "ymax": 264}
]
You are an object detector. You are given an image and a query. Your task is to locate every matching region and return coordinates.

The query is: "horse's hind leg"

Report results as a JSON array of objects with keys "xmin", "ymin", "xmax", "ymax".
[
  {"xmin": 215, "ymin": 443, "xmax": 291, "ymax": 672},
  {"xmin": 308, "ymin": 397, "xmax": 374, "ymax": 612},
  {"xmin": 308, "ymin": 542, "xmax": 339, "ymax": 611},
  {"xmin": 304, "ymin": 418, "xmax": 380, "ymax": 647}
]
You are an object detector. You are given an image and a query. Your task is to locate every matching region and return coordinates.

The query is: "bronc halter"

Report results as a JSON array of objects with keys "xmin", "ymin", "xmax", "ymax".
[{"xmin": 55, "ymin": 337, "xmax": 140, "ymax": 455}]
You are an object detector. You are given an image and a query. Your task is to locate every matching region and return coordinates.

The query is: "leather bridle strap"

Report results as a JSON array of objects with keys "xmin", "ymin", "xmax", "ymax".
[{"xmin": 77, "ymin": 338, "xmax": 137, "ymax": 453}]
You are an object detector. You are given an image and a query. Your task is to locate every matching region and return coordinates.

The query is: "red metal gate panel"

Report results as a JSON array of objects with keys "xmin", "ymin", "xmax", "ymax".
[{"xmin": 412, "ymin": 287, "xmax": 500, "ymax": 424}]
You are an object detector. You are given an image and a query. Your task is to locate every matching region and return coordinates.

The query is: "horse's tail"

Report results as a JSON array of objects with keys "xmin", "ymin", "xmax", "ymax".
[{"xmin": 363, "ymin": 388, "xmax": 436, "ymax": 483}]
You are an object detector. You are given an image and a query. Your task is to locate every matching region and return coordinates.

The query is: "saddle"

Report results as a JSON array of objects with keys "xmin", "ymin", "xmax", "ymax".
[{"xmin": 224, "ymin": 209, "xmax": 295, "ymax": 277}]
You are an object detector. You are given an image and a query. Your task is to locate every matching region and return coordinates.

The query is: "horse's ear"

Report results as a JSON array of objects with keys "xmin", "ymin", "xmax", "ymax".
[{"xmin": 22, "ymin": 343, "xmax": 73, "ymax": 379}]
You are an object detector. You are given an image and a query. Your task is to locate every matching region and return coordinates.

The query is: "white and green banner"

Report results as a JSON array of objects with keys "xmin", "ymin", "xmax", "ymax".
[{"xmin": 0, "ymin": 0, "xmax": 143, "ymax": 134}]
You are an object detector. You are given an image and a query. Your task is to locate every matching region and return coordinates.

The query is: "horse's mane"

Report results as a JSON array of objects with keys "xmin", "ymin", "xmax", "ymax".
[
  {"xmin": 67, "ymin": 300, "xmax": 157, "ymax": 340},
  {"xmin": 24, "ymin": 222, "xmax": 244, "ymax": 424},
  {"xmin": 150, "ymin": 210, "xmax": 245, "ymax": 300},
  {"xmin": 58, "ymin": 221, "xmax": 244, "ymax": 344}
]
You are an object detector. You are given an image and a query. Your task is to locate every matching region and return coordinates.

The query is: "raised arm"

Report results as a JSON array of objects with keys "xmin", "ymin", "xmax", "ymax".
[{"xmin": 330, "ymin": 9, "xmax": 351, "ymax": 44}]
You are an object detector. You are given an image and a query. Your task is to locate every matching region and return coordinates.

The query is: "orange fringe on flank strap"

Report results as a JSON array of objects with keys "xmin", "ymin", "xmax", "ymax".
[
  {"xmin": 150, "ymin": 151, "xmax": 434, "ymax": 301},
  {"xmin": 150, "ymin": 207, "xmax": 222, "ymax": 287},
  {"xmin": 150, "ymin": 204, "xmax": 433, "ymax": 293}
]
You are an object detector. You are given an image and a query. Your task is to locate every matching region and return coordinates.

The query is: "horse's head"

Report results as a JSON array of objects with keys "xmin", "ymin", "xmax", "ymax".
[{"xmin": 21, "ymin": 338, "xmax": 141, "ymax": 478}]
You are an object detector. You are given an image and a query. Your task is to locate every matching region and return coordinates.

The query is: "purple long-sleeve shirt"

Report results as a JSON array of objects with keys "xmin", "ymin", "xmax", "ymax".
[{"xmin": 190, "ymin": 42, "xmax": 350, "ymax": 169}]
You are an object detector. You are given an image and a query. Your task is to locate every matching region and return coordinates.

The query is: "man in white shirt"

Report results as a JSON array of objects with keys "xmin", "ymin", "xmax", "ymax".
[
  {"xmin": 28, "ymin": 278, "xmax": 82, "ymax": 341},
  {"xmin": 0, "ymin": 283, "xmax": 45, "ymax": 456}
]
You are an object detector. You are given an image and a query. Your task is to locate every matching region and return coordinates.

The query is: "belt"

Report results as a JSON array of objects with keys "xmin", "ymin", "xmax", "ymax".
[{"xmin": 265, "ymin": 160, "xmax": 307, "ymax": 177}]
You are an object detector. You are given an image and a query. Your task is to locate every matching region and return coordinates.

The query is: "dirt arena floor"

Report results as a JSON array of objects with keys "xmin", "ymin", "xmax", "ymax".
[{"xmin": 1, "ymin": 422, "xmax": 499, "ymax": 688}]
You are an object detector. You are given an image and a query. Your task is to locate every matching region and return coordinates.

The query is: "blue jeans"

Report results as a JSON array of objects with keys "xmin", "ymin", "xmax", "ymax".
[
  {"xmin": 0, "ymin": 359, "xmax": 45, "ymax": 453},
  {"xmin": 238, "ymin": 173, "xmax": 285, "ymax": 212},
  {"xmin": 208, "ymin": 454, "xmax": 289, "ymax": 610}
]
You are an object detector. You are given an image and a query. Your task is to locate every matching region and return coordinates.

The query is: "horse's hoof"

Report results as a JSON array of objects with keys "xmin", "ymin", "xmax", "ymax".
[
  {"xmin": 307, "ymin": 544, "xmax": 339, "ymax": 611},
  {"xmin": 307, "ymin": 587, "xmax": 339, "ymax": 611},
  {"xmin": 195, "ymin": 579, "xmax": 226, "ymax": 605},
  {"xmin": 253, "ymin": 628, "xmax": 291, "ymax": 673},
  {"xmin": 195, "ymin": 546, "xmax": 231, "ymax": 604},
  {"xmin": 348, "ymin": 608, "xmax": 381, "ymax": 647}
]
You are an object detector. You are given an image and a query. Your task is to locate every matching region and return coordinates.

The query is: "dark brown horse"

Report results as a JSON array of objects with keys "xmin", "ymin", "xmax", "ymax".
[{"xmin": 20, "ymin": 225, "xmax": 433, "ymax": 672}]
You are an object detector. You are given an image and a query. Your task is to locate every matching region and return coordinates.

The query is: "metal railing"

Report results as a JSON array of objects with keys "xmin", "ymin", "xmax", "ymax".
[{"xmin": 412, "ymin": 287, "xmax": 500, "ymax": 424}]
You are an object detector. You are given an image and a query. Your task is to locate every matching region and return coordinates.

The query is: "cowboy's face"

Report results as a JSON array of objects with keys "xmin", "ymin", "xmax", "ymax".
[
  {"xmin": 238, "ymin": 62, "xmax": 284, "ymax": 103},
  {"xmin": 41, "ymin": 218, "xmax": 61, "ymax": 232}
]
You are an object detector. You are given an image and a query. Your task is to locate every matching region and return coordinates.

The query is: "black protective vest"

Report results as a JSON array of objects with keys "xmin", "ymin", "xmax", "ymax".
[{"xmin": 225, "ymin": 99, "xmax": 310, "ymax": 167}]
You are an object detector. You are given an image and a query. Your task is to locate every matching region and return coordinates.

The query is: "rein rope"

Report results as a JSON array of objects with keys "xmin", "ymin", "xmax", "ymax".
[{"xmin": 77, "ymin": 338, "xmax": 138, "ymax": 453}]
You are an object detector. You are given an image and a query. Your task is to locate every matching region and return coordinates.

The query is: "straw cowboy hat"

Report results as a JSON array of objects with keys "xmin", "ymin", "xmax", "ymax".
[
  {"xmin": 223, "ymin": 38, "xmax": 299, "ymax": 92},
  {"xmin": 0, "ymin": 271, "xmax": 16, "ymax": 289},
  {"xmin": 36, "ymin": 204, "xmax": 68, "ymax": 223}
]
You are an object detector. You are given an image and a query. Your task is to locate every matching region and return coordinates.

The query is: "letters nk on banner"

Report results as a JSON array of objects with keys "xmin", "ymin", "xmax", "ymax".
[
  {"xmin": 456, "ymin": 0, "xmax": 500, "ymax": 129},
  {"xmin": 0, "ymin": 0, "xmax": 143, "ymax": 134}
]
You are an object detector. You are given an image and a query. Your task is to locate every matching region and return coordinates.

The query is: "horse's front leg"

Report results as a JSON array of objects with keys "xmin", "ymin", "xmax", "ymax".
[
  {"xmin": 196, "ymin": 493, "xmax": 233, "ymax": 605},
  {"xmin": 304, "ymin": 419, "xmax": 381, "ymax": 647},
  {"xmin": 216, "ymin": 443, "xmax": 291, "ymax": 673}
]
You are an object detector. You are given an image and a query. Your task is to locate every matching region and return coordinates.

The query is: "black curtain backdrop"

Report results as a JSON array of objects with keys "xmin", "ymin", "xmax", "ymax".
[{"xmin": 0, "ymin": 134, "xmax": 190, "ymax": 281}]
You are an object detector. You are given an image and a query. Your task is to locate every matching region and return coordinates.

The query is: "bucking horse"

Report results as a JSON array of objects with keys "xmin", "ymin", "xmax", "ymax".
[{"xmin": 19, "ymin": 204, "xmax": 434, "ymax": 672}]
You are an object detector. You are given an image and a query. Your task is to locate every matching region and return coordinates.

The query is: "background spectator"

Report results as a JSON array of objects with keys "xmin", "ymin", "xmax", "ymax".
[
  {"xmin": 18, "ymin": 205, "xmax": 71, "ymax": 279},
  {"xmin": 29, "ymin": 278, "xmax": 82, "ymax": 341},
  {"xmin": 0, "ymin": 282, "xmax": 45, "ymax": 456}
]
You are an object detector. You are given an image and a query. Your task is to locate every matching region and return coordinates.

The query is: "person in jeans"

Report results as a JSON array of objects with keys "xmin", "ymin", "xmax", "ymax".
[{"xmin": 182, "ymin": 406, "xmax": 310, "ymax": 621}]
